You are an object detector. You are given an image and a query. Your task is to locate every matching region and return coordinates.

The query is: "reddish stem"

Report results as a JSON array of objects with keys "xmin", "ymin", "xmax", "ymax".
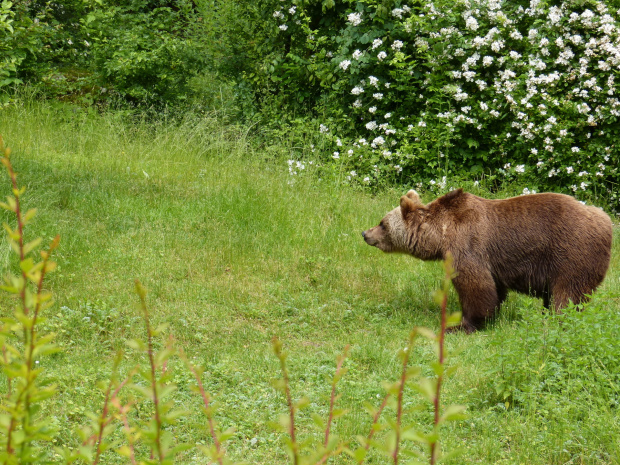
[
  {"xmin": 136, "ymin": 282, "xmax": 164, "ymax": 464},
  {"xmin": 430, "ymin": 265, "xmax": 450, "ymax": 465},
  {"xmin": 90, "ymin": 370, "xmax": 135, "ymax": 464},
  {"xmin": 188, "ymin": 363, "xmax": 224, "ymax": 465},
  {"xmin": 357, "ymin": 394, "xmax": 390, "ymax": 465},
  {"xmin": 2, "ymin": 344, "xmax": 11, "ymax": 396},
  {"xmin": 114, "ymin": 400, "xmax": 138, "ymax": 465},
  {"xmin": 273, "ymin": 338, "xmax": 298, "ymax": 465},
  {"xmin": 392, "ymin": 339, "xmax": 412, "ymax": 465},
  {"xmin": 323, "ymin": 345, "xmax": 349, "ymax": 448}
]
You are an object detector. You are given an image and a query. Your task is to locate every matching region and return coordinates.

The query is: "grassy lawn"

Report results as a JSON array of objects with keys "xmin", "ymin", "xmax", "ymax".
[{"xmin": 1, "ymin": 99, "xmax": 619, "ymax": 464}]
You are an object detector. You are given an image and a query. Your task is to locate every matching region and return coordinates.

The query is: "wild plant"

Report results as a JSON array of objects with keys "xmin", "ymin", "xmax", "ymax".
[{"xmin": 0, "ymin": 136, "xmax": 60, "ymax": 463}]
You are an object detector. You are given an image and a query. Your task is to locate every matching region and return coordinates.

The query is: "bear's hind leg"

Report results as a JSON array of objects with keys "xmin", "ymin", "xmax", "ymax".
[{"xmin": 551, "ymin": 283, "xmax": 591, "ymax": 312}]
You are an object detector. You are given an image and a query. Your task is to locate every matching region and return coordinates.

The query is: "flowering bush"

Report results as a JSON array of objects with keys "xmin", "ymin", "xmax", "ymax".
[{"xmin": 267, "ymin": 0, "xmax": 620, "ymax": 209}]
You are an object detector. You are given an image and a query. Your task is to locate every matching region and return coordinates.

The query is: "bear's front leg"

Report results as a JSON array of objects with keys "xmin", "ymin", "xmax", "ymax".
[{"xmin": 451, "ymin": 265, "xmax": 502, "ymax": 333}]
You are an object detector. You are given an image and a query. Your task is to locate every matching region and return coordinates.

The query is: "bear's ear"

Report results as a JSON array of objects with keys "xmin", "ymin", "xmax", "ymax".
[
  {"xmin": 405, "ymin": 189, "xmax": 422, "ymax": 204},
  {"xmin": 400, "ymin": 195, "xmax": 419, "ymax": 219}
]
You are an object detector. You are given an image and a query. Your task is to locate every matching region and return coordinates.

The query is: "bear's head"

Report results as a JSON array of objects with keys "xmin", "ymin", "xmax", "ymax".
[{"xmin": 362, "ymin": 190, "xmax": 429, "ymax": 254}]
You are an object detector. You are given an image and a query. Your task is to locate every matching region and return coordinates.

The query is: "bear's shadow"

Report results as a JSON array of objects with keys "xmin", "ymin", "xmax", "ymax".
[{"xmin": 384, "ymin": 286, "xmax": 537, "ymax": 332}]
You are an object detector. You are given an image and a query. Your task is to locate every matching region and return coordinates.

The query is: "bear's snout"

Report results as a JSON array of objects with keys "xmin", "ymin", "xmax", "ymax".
[{"xmin": 362, "ymin": 228, "xmax": 379, "ymax": 247}]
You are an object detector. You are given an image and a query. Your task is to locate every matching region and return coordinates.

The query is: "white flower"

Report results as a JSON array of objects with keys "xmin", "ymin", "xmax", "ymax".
[
  {"xmin": 333, "ymin": 152, "xmax": 340, "ymax": 159},
  {"xmin": 273, "ymin": 10, "xmax": 284, "ymax": 19},
  {"xmin": 466, "ymin": 16, "xmax": 479, "ymax": 31},
  {"xmin": 351, "ymin": 86, "xmax": 364, "ymax": 95},
  {"xmin": 504, "ymin": 163, "xmax": 511, "ymax": 169},
  {"xmin": 369, "ymin": 106, "xmax": 376, "ymax": 113},
  {"xmin": 369, "ymin": 76, "xmax": 379, "ymax": 87},
  {"xmin": 392, "ymin": 8, "xmax": 404, "ymax": 18},
  {"xmin": 353, "ymin": 99, "xmax": 362, "ymax": 108},
  {"xmin": 289, "ymin": 6, "xmax": 296, "ymax": 14},
  {"xmin": 372, "ymin": 136, "xmax": 385, "ymax": 146},
  {"xmin": 336, "ymin": 139, "xmax": 342, "ymax": 147},
  {"xmin": 372, "ymin": 38, "xmax": 383, "ymax": 49},
  {"xmin": 580, "ymin": 182, "xmax": 587, "ymax": 190},
  {"xmin": 279, "ymin": 24, "xmax": 288, "ymax": 31},
  {"xmin": 366, "ymin": 121, "xmax": 377, "ymax": 130},
  {"xmin": 454, "ymin": 90, "xmax": 469, "ymax": 101},
  {"xmin": 347, "ymin": 12, "xmax": 362, "ymax": 26},
  {"xmin": 483, "ymin": 56, "xmax": 494, "ymax": 66},
  {"xmin": 319, "ymin": 124, "xmax": 329, "ymax": 133},
  {"xmin": 566, "ymin": 166, "xmax": 574, "ymax": 173},
  {"xmin": 491, "ymin": 40, "xmax": 505, "ymax": 52},
  {"xmin": 339, "ymin": 60, "xmax": 351, "ymax": 71},
  {"xmin": 571, "ymin": 147, "xmax": 580, "ymax": 153},
  {"xmin": 418, "ymin": 121, "xmax": 426, "ymax": 127},
  {"xmin": 363, "ymin": 177, "xmax": 370, "ymax": 183},
  {"xmin": 353, "ymin": 49, "xmax": 363, "ymax": 60},
  {"xmin": 515, "ymin": 165, "xmax": 525, "ymax": 173},
  {"xmin": 373, "ymin": 93, "xmax": 384, "ymax": 100},
  {"xmin": 510, "ymin": 30, "xmax": 523, "ymax": 40},
  {"xmin": 350, "ymin": 170, "xmax": 357, "ymax": 177},
  {"xmin": 384, "ymin": 113, "xmax": 392, "ymax": 119},
  {"xmin": 392, "ymin": 40, "xmax": 404, "ymax": 50},
  {"xmin": 548, "ymin": 6, "xmax": 562, "ymax": 24},
  {"xmin": 377, "ymin": 51, "xmax": 388, "ymax": 61}
]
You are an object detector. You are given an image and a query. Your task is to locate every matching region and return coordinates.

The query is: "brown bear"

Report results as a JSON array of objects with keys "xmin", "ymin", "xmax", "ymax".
[{"xmin": 362, "ymin": 189, "xmax": 613, "ymax": 333}]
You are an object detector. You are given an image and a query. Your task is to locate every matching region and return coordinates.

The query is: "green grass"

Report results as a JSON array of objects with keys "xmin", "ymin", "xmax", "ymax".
[{"xmin": 1, "ymin": 98, "xmax": 619, "ymax": 464}]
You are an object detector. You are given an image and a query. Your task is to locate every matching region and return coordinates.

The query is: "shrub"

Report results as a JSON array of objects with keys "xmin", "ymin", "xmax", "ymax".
[
  {"xmin": 80, "ymin": 0, "xmax": 210, "ymax": 107},
  {"xmin": 258, "ymin": 0, "xmax": 620, "ymax": 209}
]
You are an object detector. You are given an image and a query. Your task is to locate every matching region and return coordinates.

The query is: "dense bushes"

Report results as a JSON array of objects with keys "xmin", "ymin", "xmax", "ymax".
[{"xmin": 261, "ymin": 0, "xmax": 620, "ymax": 208}]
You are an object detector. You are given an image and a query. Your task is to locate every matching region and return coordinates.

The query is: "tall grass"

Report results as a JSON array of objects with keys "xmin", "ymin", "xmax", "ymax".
[{"xmin": 0, "ymin": 96, "xmax": 619, "ymax": 464}]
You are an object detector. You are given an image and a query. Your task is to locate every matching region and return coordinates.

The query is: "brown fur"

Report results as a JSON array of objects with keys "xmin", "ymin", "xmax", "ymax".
[{"xmin": 363, "ymin": 189, "xmax": 613, "ymax": 333}]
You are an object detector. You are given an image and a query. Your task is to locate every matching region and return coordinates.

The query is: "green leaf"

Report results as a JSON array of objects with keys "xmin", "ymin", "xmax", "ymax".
[
  {"xmin": 23, "ymin": 237, "xmax": 42, "ymax": 256},
  {"xmin": 415, "ymin": 326, "xmax": 436, "ymax": 340},
  {"xmin": 23, "ymin": 208, "xmax": 37, "ymax": 223},
  {"xmin": 413, "ymin": 377, "xmax": 436, "ymax": 402},
  {"xmin": 439, "ymin": 404, "xmax": 467, "ymax": 424},
  {"xmin": 466, "ymin": 138, "xmax": 479, "ymax": 149},
  {"xmin": 446, "ymin": 311, "xmax": 462, "ymax": 327},
  {"xmin": 126, "ymin": 338, "xmax": 146, "ymax": 350},
  {"xmin": 311, "ymin": 412, "xmax": 325, "ymax": 430}
]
